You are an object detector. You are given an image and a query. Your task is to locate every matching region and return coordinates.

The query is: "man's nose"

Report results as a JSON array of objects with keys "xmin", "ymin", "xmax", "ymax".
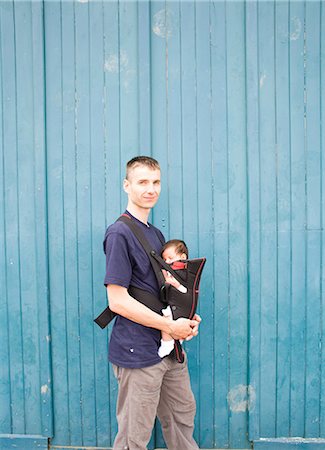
[{"xmin": 146, "ymin": 183, "xmax": 157, "ymax": 193}]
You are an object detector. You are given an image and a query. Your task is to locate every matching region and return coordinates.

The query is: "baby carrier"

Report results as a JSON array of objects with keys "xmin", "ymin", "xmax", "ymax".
[{"xmin": 94, "ymin": 214, "xmax": 206, "ymax": 363}]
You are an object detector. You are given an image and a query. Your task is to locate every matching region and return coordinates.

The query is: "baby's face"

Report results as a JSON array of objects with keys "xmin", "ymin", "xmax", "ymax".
[{"xmin": 162, "ymin": 247, "xmax": 187, "ymax": 264}]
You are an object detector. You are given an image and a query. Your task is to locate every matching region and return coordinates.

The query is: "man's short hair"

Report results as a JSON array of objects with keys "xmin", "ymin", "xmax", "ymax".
[
  {"xmin": 126, "ymin": 156, "xmax": 160, "ymax": 179},
  {"xmin": 161, "ymin": 239, "xmax": 189, "ymax": 259}
]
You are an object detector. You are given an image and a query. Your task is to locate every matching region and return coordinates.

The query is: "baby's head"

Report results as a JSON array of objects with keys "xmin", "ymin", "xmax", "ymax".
[{"xmin": 161, "ymin": 239, "xmax": 188, "ymax": 264}]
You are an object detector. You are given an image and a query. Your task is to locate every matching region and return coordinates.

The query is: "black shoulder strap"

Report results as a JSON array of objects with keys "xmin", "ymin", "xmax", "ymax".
[
  {"xmin": 118, "ymin": 214, "xmax": 185, "ymax": 286},
  {"xmin": 118, "ymin": 214, "xmax": 166, "ymax": 288}
]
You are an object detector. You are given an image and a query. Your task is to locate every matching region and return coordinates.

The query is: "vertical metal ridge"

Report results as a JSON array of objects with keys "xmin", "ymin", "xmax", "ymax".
[
  {"xmin": 41, "ymin": 0, "xmax": 54, "ymax": 439},
  {"xmin": 317, "ymin": 0, "xmax": 323, "ymax": 435},
  {"xmin": 0, "ymin": 1, "xmax": 13, "ymax": 435},
  {"xmin": 12, "ymin": 0, "xmax": 26, "ymax": 433}
]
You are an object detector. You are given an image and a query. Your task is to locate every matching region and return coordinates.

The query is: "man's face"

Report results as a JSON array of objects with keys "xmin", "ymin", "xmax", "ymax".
[{"xmin": 123, "ymin": 164, "xmax": 161, "ymax": 210}]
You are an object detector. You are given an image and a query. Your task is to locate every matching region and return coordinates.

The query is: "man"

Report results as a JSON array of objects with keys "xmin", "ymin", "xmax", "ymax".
[{"xmin": 104, "ymin": 156, "xmax": 201, "ymax": 450}]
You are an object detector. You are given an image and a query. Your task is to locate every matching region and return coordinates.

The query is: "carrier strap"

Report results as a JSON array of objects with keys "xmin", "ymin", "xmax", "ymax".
[
  {"xmin": 94, "ymin": 286, "xmax": 166, "ymax": 329},
  {"xmin": 118, "ymin": 214, "xmax": 167, "ymax": 288}
]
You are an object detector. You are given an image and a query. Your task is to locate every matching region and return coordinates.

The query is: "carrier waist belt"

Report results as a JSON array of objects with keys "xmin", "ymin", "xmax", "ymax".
[{"xmin": 94, "ymin": 285, "xmax": 166, "ymax": 329}]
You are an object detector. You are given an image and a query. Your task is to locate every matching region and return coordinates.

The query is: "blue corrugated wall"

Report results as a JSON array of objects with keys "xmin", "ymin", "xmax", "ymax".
[{"xmin": 0, "ymin": 1, "xmax": 324, "ymax": 449}]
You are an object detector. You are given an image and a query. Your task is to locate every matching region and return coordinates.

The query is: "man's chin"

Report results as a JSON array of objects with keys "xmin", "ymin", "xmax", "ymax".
[{"xmin": 142, "ymin": 199, "xmax": 158, "ymax": 208}]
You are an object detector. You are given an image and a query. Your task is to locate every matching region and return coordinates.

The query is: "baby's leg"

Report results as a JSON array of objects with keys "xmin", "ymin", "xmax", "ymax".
[
  {"xmin": 161, "ymin": 306, "xmax": 174, "ymax": 341},
  {"xmin": 158, "ymin": 306, "xmax": 175, "ymax": 358}
]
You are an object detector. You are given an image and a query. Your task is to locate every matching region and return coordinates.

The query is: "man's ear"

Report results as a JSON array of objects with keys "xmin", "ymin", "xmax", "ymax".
[{"xmin": 123, "ymin": 178, "xmax": 129, "ymax": 193}]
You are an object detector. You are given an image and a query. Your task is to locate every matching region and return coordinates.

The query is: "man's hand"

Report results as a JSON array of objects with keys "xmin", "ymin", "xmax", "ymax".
[
  {"xmin": 168, "ymin": 316, "xmax": 201, "ymax": 340},
  {"xmin": 185, "ymin": 314, "xmax": 202, "ymax": 341}
]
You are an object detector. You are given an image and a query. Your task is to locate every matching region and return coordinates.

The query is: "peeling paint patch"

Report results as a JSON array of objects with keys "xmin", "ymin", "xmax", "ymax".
[
  {"xmin": 104, "ymin": 50, "xmax": 128, "ymax": 73},
  {"xmin": 227, "ymin": 384, "xmax": 256, "ymax": 413},
  {"xmin": 41, "ymin": 384, "xmax": 49, "ymax": 395},
  {"xmin": 46, "ymin": 335, "xmax": 51, "ymax": 343},
  {"xmin": 290, "ymin": 16, "xmax": 302, "ymax": 41},
  {"xmin": 260, "ymin": 72, "xmax": 266, "ymax": 88},
  {"xmin": 152, "ymin": 9, "xmax": 173, "ymax": 39},
  {"xmin": 122, "ymin": 68, "xmax": 137, "ymax": 93},
  {"xmin": 259, "ymin": 437, "xmax": 325, "ymax": 443}
]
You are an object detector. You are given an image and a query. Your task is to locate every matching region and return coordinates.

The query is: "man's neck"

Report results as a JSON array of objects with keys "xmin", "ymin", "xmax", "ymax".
[{"xmin": 126, "ymin": 205, "xmax": 151, "ymax": 225}]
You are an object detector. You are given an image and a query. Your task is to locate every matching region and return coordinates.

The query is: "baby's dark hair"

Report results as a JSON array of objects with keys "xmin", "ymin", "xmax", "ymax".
[{"xmin": 161, "ymin": 239, "xmax": 189, "ymax": 259}]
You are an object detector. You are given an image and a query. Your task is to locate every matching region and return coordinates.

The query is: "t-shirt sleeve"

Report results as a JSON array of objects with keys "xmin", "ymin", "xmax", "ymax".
[{"xmin": 104, "ymin": 231, "xmax": 132, "ymax": 287}]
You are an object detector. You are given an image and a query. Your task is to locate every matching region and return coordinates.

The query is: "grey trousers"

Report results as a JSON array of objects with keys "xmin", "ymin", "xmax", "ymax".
[{"xmin": 112, "ymin": 354, "xmax": 199, "ymax": 450}]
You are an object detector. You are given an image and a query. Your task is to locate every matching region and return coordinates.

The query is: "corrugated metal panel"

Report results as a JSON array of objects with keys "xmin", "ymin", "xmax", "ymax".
[
  {"xmin": 44, "ymin": 1, "xmax": 109, "ymax": 445},
  {"xmin": 247, "ymin": 0, "xmax": 325, "ymax": 445},
  {"xmin": 0, "ymin": 0, "xmax": 52, "ymax": 441},
  {"xmin": 0, "ymin": 1, "xmax": 324, "ymax": 449}
]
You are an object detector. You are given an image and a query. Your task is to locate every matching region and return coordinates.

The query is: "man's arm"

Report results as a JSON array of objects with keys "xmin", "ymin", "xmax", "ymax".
[{"xmin": 107, "ymin": 284, "xmax": 199, "ymax": 340}]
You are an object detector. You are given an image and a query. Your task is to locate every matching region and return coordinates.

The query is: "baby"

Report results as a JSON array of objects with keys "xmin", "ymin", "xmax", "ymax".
[{"xmin": 158, "ymin": 239, "xmax": 188, "ymax": 358}]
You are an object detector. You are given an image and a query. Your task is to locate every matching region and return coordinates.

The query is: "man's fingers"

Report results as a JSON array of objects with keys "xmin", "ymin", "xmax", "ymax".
[
  {"xmin": 185, "ymin": 334, "xmax": 195, "ymax": 342},
  {"xmin": 182, "ymin": 316, "xmax": 202, "ymax": 341},
  {"xmin": 169, "ymin": 316, "xmax": 202, "ymax": 340},
  {"xmin": 169, "ymin": 318, "xmax": 195, "ymax": 340},
  {"xmin": 193, "ymin": 313, "xmax": 202, "ymax": 323}
]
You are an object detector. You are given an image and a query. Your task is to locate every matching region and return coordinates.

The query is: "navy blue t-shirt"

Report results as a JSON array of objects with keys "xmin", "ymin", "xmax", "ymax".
[{"xmin": 103, "ymin": 211, "xmax": 165, "ymax": 368}]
